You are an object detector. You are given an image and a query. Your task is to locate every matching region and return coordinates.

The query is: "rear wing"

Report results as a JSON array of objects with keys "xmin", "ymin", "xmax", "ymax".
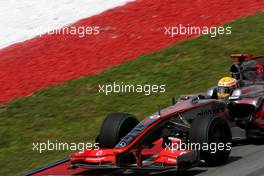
[{"xmin": 230, "ymin": 54, "xmax": 259, "ymax": 63}]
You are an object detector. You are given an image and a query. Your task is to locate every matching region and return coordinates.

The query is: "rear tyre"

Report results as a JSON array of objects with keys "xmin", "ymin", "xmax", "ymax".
[
  {"xmin": 98, "ymin": 113, "xmax": 139, "ymax": 148},
  {"xmin": 246, "ymin": 102, "xmax": 264, "ymax": 142},
  {"xmin": 189, "ymin": 116, "xmax": 232, "ymax": 165}
]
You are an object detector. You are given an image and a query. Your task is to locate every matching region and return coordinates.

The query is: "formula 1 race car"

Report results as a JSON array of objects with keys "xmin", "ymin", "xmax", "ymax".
[
  {"xmin": 70, "ymin": 101, "xmax": 231, "ymax": 171},
  {"xmin": 70, "ymin": 54, "xmax": 264, "ymax": 171}
]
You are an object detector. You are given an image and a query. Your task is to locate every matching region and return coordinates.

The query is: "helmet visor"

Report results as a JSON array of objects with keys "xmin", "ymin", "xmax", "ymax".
[{"xmin": 217, "ymin": 86, "xmax": 232, "ymax": 94}]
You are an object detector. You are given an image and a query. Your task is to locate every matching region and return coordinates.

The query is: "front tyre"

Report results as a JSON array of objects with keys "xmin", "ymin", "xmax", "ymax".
[
  {"xmin": 98, "ymin": 113, "xmax": 139, "ymax": 148},
  {"xmin": 189, "ymin": 116, "xmax": 232, "ymax": 165}
]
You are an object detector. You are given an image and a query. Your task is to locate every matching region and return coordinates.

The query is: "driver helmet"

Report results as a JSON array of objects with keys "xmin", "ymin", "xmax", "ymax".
[{"xmin": 217, "ymin": 77, "xmax": 238, "ymax": 100}]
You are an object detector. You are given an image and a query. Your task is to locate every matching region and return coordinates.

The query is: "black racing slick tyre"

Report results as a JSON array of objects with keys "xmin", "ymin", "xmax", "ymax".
[
  {"xmin": 98, "ymin": 113, "xmax": 139, "ymax": 148},
  {"xmin": 189, "ymin": 116, "xmax": 232, "ymax": 165}
]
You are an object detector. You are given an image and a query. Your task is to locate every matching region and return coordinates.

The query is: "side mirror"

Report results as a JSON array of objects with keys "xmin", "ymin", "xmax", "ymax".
[{"xmin": 230, "ymin": 64, "xmax": 242, "ymax": 80}]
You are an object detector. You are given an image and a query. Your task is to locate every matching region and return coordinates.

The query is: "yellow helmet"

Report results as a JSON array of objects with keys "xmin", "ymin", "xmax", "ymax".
[{"xmin": 217, "ymin": 77, "xmax": 237, "ymax": 100}]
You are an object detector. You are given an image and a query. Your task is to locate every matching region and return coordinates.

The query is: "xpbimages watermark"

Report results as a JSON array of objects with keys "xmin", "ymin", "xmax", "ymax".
[
  {"xmin": 164, "ymin": 141, "xmax": 232, "ymax": 154},
  {"xmin": 164, "ymin": 24, "xmax": 232, "ymax": 38},
  {"xmin": 98, "ymin": 82, "xmax": 166, "ymax": 95},
  {"xmin": 37, "ymin": 25, "xmax": 100, "ymax": 37},
  {"xmin": 32, "ymin": 140, "xmax": 99, "ymax": 153}
]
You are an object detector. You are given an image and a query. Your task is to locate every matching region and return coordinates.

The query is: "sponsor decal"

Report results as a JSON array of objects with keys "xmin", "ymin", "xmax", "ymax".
[
  {"xmin": 144, "ymin": 119, "xmax": 151, "ymax": 124},
  {"xmin": 86, "ymin": 157, "xmax": 106, "ymax": 161},
  {"xmin": 96, "ymin": 150, "xmax": 103, "ymax": 156},
  {"xmin": 149, "ymin": 115, "xmax": 161, "ymax": 119},
  {"xmin": 197, "ymin": 107, "xmax": 225, "ymax": 117}
]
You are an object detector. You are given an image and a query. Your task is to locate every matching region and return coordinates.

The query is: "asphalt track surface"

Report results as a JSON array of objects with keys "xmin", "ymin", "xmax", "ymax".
[{"xmin": 29, "ymin": 129, "xmax": 264, "ymax": 176}]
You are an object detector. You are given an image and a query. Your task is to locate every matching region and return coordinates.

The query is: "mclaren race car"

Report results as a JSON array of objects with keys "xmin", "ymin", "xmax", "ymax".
[{"xmin": 69, "ymin": 54, "xmax": 264, "ymax": 171}]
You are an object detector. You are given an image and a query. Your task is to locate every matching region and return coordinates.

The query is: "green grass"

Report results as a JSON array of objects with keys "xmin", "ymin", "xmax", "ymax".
[{"xmin": 1, "ymin": 12, "xmax": 264, "ymax": 175}]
